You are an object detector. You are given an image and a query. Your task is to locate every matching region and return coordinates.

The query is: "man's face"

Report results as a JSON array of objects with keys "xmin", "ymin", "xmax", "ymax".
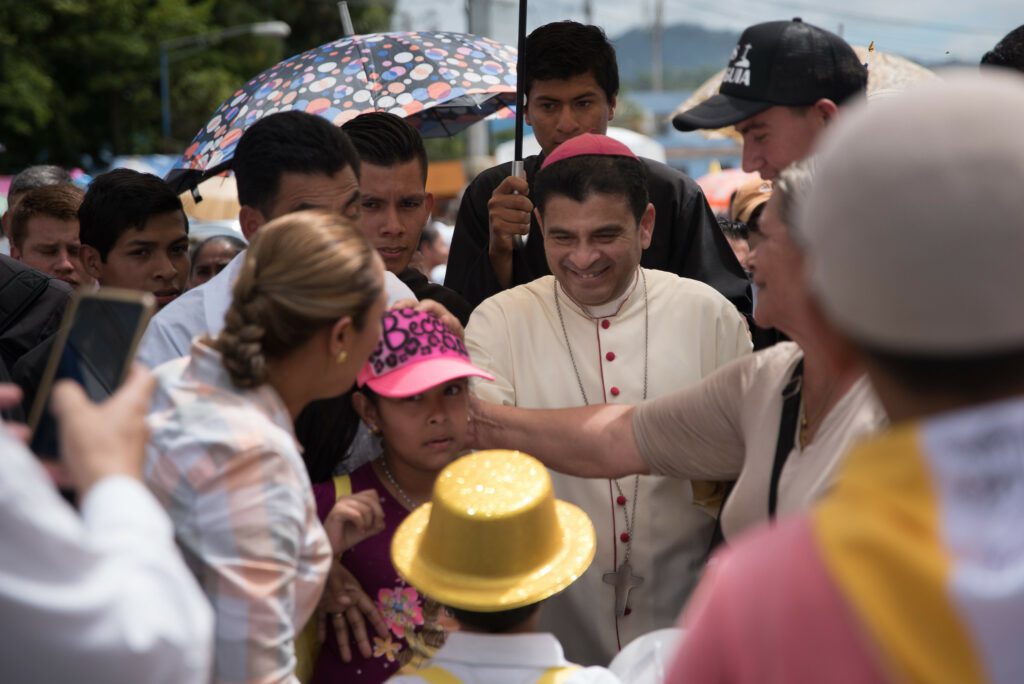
[
  {"xmin": 11, "ymin": 216, "xmax": 90, "ymax": 287},
  {"xmin": 525, "ymin": 73, "xmax": 615, "ymax": 156},
  {"xmin": 358, "ymin": 161, "xmax": 433, "ymax": 274},
  {"xmin": 84, "ymin": 211, "xmax": 190, "ymax": 309},
  {"xmin": 538, "ymin": 192, "xmax": 653, "ymax": 307},
  {"xmin": 189, "ymin": 239, "xmax": 242, "ymax": 289},
  {"xmin": 242, "ymin": 168, "xmax": 362, "ymax": 238},
  {"xmin": 736, "ymin": 106, "xmax": 825, "ymax": 180}
]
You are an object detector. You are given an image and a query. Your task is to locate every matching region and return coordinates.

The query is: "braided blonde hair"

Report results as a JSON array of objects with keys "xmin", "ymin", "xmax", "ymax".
[{"xmin": 214, "ymin": 210, "xmax": 382, "ymax": 389}]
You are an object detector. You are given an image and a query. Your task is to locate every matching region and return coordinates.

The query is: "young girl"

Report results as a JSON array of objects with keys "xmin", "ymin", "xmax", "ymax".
[{"xmin": 311, "ymin": 307, "xmax": 492, "ymax": 684}]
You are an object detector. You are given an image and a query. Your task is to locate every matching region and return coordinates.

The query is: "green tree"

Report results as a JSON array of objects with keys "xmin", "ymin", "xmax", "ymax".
[{"xmin": 0, "ymin": 0, "xmax": 394, "ymax": 173}]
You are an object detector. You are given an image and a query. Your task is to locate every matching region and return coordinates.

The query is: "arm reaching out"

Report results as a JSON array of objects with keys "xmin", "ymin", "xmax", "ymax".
[{"xmin": 469, "ymin": 395, "xmax": 650, "ymax": 479}]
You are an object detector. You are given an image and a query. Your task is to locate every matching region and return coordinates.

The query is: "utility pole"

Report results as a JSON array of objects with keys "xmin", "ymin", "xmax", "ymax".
[
  {"xmin": 466, "ymin": 0, "xmax": 492, "ymax": 160},
  {"xmin": 583, "ymin": 0, "xmax": 593, "ymax": 24},
  {"xmin": 651, "ymin": 0, "xmax": 664, "ymax": 91}
]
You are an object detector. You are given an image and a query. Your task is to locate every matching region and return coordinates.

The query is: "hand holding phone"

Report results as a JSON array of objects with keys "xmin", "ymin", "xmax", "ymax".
[{"xmin": 29, "ymin": 289, "xmax": 155, "ymax": 461}]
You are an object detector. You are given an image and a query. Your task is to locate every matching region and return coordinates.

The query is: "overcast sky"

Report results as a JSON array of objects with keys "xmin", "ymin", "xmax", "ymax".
[{"xmin": 393, "ymin": 0, "xmax": 1022, "ymax": 64}]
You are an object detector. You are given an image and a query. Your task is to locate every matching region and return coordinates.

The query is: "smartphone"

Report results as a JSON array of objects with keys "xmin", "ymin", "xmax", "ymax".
[{"xmin": 28, "ymin": 289, "xmax": 155, "ymax": 459}]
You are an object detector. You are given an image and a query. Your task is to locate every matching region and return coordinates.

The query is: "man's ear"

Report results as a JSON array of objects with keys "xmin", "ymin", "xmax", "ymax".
[
  {"xmin": 639, "ymin": 203, "xmax": 655, "ymax": 250},
  {"xmin": 239, "ymin": 205, "xmax": 266, "ymax": 242},
  {"xmin": 534, "ymin": 207, "xmax": 545, "ymax": 236},
  {"xmin": 9, "ymin": 243, "xmax": 22, "ymax": 260},
  {"xmin": 80, "ymin": 245, "xmax": 104, "ymax": 281},
  {"xmin": 424, "ymin": 192, "xmax": 435, "ymax": 216},
  {"xmin": 813, "ymin": 98, "xmax": 839, "ymax": 126},
  {"xmin": 607, "ymin": 94, "xmax": 617, "ymax": 123}
]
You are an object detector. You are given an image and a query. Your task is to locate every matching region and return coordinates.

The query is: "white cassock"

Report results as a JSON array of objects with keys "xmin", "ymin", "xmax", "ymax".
[{"xmin": 466, "ymin": 267, "xmax": 751, "ymax": 666}]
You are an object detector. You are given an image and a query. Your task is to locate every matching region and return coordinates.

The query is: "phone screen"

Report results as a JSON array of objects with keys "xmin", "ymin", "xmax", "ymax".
[{"xmin": 30, "ymin": 292, "xmax": 153, "ymax": 459}]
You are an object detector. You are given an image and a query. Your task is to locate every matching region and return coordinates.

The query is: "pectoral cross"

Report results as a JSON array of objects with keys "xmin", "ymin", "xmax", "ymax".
[{"xmin": 602, "ymin": 561, "xmax": 644, "ymax": 617}]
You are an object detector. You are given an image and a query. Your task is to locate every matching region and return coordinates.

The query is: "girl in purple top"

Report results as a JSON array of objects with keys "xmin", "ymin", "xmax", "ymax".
[{"xmin": 311, "ymin": 308, "xmax": 492, "ymax": 684}]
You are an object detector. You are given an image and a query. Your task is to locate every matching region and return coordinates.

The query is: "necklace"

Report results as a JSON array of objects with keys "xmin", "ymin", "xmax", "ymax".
[
  {"xmin": 554, "ymin": 269, "xmax": 648, "ymax": 618},
  {"xmin": 379, "ymin": 458, "xmax": 419, "ymax": 511},
  {"xmin": 798, "ymin": 379, "xmax": 841, "ymax": 449}
]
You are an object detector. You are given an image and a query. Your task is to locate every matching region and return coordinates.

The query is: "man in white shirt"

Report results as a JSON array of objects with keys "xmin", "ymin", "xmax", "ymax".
[
  {"xmin": 0, "ymin": 371, "xmax": 213, "ymax": 683},
  {"xmin": 466, "ymin": 134, "xmax": 751, "ymax": 665},
  {"xmin": 137, "ymin": 111, "xmax": 413, "ymax": 369}
]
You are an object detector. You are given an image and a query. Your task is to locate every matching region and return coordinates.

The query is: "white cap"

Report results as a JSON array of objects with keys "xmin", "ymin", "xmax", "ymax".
[{"xmin": 800, "ymin": 69, "xmax": 1024, "ymax": 355}]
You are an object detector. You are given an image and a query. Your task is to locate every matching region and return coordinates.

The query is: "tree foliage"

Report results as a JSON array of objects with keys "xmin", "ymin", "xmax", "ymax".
[{"xmin": 0, "ymin": 0, "xmax": 393, "ymax": 173}]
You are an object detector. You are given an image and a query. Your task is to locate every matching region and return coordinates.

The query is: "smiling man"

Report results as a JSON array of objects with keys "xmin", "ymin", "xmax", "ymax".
[
  {"xmin": 78, "ymin": 169, "xmax": 190, "ymax": 307},
  {"xmin": 465, "ymin": 134, "xmax": 751, "ymax": 666},
  {"xmin": 673, "ymin": 18, "xmax": 866, "ymax": 180},
  {"xmin": 445, "ymin": 21, "xmax": 749, "ymax": 318},
  {"xmin": 342, "ymin": 112, "xmax": 472, "ymax": 324}
]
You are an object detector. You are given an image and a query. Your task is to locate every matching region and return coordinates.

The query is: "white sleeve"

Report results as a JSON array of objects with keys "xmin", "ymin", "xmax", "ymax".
[
  {"xmin": 136, "ymin": 312, "xmax": 189, "ymax": 369},
  {"xmin": 465, "ymin": 298, "xmax": 517, "ymax": 406},
  {"xmin": 0, "ymin": 431, "xmax": 213, "ymax": 684}
]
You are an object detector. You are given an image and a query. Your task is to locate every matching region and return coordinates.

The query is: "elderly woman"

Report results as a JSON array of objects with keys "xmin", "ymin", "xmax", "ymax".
[
  {"xmin": 144, "ymin": 210, "xmax": 388, "ymax": 684},
  {"xmin": 471, "ymin": 159, "xmax": 886, "ymax": 540}
]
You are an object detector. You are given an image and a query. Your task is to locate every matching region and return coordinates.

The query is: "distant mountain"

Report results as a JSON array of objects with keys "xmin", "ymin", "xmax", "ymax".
[{"xmin": 612, "ymin": 23, "xmax": 739, "ymax": 86}]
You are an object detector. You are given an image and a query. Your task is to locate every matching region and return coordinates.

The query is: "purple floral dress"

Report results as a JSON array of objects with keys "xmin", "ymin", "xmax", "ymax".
[{"xmin": 311, "ymin": 463, "xmax": 446, "ymax": 683}]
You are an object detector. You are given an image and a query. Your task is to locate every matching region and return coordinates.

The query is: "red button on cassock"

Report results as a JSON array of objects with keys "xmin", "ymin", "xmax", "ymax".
[
  {"xmin": 601, "ymin": 320, "xmax": 610, "ymax": 329},
  {"xmin": 616, "ymin": 495, "xmax": 627, "ymax": 506},
  {"xmin": 610, "ymin": 387, "xmax": 620, "ymax": 396},
  {"xmin": 606, "ymin": 352, "xmax": 616, "ymax": 362},
  {"xmin": 620, "ymin": 532, "xmax": 631, "ymax": 543}
]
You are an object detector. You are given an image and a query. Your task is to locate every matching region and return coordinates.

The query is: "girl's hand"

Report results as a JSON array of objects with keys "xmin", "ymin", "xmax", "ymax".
[{"xmin": 323, "ymin": 489, "xmax": 386, "ymax": 553}]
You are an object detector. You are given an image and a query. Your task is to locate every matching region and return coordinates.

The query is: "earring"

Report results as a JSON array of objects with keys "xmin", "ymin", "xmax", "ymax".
[
  {"xmin": 368, "ymin": 424, "xmax": 381, "ymax": 436},
  {"xmin": 336, "ymin": 350, "xmax": 348, "ymax": 365}
]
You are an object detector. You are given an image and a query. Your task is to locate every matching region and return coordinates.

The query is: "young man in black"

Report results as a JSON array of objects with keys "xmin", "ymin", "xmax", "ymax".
[{"xmin": 444, "ymin": 21, "xmax": 750, "ymax": 317}]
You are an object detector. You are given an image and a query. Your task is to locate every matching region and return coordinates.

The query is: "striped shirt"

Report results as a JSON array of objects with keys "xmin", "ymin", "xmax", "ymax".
[{"xmin": 145, "ymin": 340, "xmax": 331, "ymax": 684}]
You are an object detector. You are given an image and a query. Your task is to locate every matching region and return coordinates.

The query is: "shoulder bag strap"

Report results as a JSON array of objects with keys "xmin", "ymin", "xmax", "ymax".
[{"xmin": 768, "ymin": 358, "xmax": 804, "ymax": 517}]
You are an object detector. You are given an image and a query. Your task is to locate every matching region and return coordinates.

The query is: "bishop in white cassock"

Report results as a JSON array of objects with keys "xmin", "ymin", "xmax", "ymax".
[{"xmin": 466, "ymin": 266, "xmax": 750, "ymax": 664}]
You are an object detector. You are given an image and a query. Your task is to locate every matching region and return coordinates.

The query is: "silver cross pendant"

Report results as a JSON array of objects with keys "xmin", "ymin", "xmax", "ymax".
[{"xmin": 602, "ymin": 561, "xmax": 644, "ymax": 617}]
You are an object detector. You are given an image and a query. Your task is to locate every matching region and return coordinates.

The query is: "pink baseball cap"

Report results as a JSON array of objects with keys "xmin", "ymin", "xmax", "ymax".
[
  {"xmin": 357, "ymin": 308, "xmax": 493, "ymax": 398},
  {"xmin": 540, "ymin": 133, "xmax": 639, "ymax": 170}
]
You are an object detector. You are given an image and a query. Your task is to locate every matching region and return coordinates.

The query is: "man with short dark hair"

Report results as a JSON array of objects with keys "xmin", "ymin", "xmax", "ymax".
[
  {"xmin": 673, "ymin": 18, "xmax": 866, "ymax": 180},
  {"xmin": 10, "ymin": 184, "xmax": 90, "ymax": 287},
  {"xmin": 466, "ymin": 134, "xmax": 750, "ymax": 665},
  {"xmin": 78, "ymin": 169, "xmax": 190, "ymax": 308},
  {"xmin": 445, "ymin": 21, "xmax": 749, "ymax": 316},
  {"xmin": 137, "ymin": 110, "xmax": 414, "ymax": 368},
  {"xmin": 342, "ymin": 112, "xmax": 472, "ymax": 324}
]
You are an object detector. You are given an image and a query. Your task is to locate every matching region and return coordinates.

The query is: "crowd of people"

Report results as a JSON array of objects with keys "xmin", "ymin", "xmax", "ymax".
[{"xmin": 3, "ymin": 15, "xmax": 1024, "ymax": 684}]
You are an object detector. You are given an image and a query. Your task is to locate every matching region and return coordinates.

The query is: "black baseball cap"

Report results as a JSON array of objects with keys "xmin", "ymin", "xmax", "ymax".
[{"xmin": 673, "ymin": 18, "xmax": 867, "ymax": 131}]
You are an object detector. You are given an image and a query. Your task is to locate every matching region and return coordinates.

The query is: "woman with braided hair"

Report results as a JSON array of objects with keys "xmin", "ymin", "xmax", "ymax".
[{"xmin": 143, "ymin": 210, "xmax": 390, "ymax": 684}]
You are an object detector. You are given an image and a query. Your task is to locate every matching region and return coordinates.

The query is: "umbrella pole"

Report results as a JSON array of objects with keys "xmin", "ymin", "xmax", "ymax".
[
  {"xmin": 513, "ymin": 0, "xmax": 527, "ymax": 176},
  {"xmin": 511, "ymin": 0, "xmax": 528, "ymax": 248}
]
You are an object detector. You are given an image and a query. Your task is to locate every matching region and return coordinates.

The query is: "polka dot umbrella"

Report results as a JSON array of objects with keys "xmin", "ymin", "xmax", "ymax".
[{"xmin": 166, "ymin": 31, "xmax": 517, "ymax": 194}]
